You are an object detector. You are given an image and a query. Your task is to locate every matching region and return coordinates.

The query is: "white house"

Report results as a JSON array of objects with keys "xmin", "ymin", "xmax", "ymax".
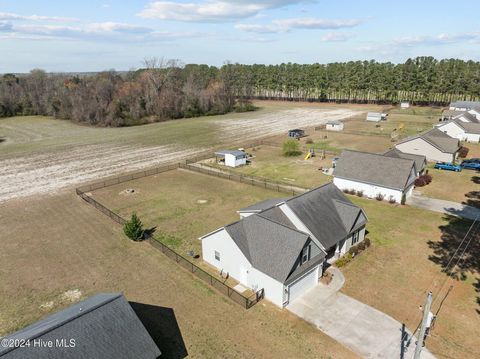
[
  {"xmin": 200, "ymin": 183, "xmax": 367, "ymax": 307},
  {"xmin": 435, "ymin": 120, "xmax": 480, "ymax": 143},
  {"xmin": 449, "ymin": 101, "xmax": 480, "ymax": 111},
  {"xmin": 366, "ymin": 112, "xmax": 383, "ymax": 122},
  {"xmin": 214, "ymin": 150, "xmax": 247, "ymax": 167},
  {"xmin": 326, "ymin": 120, "xmax": 344, "ymax": 131},
  {"xmin": 333, "ymin": 150, "xmax": 417, "ymax": 204},
  {"xmin": 453, "ymin": 112, "xmax": 479, "ymax": 123},
  {"xmin": 395, "ymin": 128, "xmax": 460, "ymax": 163},
  {"xmin": 400, "ymin": 102, "xmax": 410, "ymax": 109}
]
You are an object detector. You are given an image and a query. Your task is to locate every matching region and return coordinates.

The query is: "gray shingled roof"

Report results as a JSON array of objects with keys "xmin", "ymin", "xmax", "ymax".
[
  {"xmin": 450, "ymin": 101, "xmax": 480, "ymax": 109},
  {"xmin": 334, "ymin": 150, "xmax": 416, "ymax": 191},
  {"xmin": 397, "ymin": 128, "xmax": 460, "ymax": 154},
  {"xmin": 215, "ymin": 150, "xmax": 246, "ymax": 158},
  {"xmin": 239, "ymin": 197, "xmax": 286, "ymax": 213},
  {"xmin": 383, "ymin": 148, "xmax": 426, "ymax": 173},
  {"xmin": 457, "ymin": 121, "xmax": 480, "ymax": 134},
  {"xmin": 327, "ymin": 120, "xmax": 342, "ymax": 125},
  {"xmin": 285, "ymin": 183, "xmax": 367, "ymax": 250},
  {"xmin": 224, "ymin": 215, "xmax": 314, "ymax": 283},
  {"xmin": 442, "ymin": 109, "xmax": 465, "ymax": 118},
  {"xmin": 0, "ymin": 293, "xmax": 161, "ymax": 359},
  {"xmin": 454, "ymin": 112, "xmax": 479, "ymax": 123}
]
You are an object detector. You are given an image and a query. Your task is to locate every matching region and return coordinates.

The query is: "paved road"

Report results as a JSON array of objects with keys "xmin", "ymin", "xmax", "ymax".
[
  {"xmin": 288, "ymin": 267, "xmax": 435, "ymax": 359},
  {"xmin": 407, "ymin": 191, "xmax": 480, "ymax": 221}
]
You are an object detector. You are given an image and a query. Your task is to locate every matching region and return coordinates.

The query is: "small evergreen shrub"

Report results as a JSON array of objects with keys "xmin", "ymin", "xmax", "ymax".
[
  {"xmin": 356, "ymin": 190, "xmax": 364, "ymax": 197},
  {"xmin": 123, "ymin": 212, "xmax": 144, "ymax": 241},
  {"xmin": 335, "ymin": 253, "xmax": 352, "ymax": 268},
  {"xmin": 375, "ymin": 193, "xmax": 385, "ymax": 201},
  {"xmin": 357, "ymin": 241, "xmax": 366, "ymax": 251}
]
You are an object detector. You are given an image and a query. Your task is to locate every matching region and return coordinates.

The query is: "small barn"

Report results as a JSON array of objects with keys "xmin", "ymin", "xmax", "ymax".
[
  {"xmin": 366, "ymin": 112, "xmax": 384, "ymax": 122},
  {"xmin": 400, "ymin": 102, "xmax": 410, "ymax": 109},
  {"xmin": 215, "ymin": 150, "xmax": 247, "ymax": 168},
  {"xmin": 288, "ymin": 129, "xmax": 305, "ymax": 138},
  {"xmin": 326, "ymin": 120, "xmax": 344, "ymax": 131}
]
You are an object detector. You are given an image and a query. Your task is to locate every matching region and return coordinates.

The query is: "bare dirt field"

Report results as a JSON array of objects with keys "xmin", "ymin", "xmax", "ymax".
[{"xmin": 0, "ymin": 104, "xmax": 360, "ymax": 203}]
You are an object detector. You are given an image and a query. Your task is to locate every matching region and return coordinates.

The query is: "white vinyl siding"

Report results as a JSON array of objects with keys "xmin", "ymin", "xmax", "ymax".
[
  {"xmin": 395, "ymin": 138, "xmax": 455, "ymax": 163},
  {"xmin": 285, "ymin": 266, "xmax": 319, "ymax": 305}
]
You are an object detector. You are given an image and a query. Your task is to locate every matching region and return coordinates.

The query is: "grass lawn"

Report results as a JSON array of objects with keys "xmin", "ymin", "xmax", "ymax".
[
  {"xmin": 417, "ymin": 165, "xmax": 479, "ymax": 207},
  {"xmin": 90, "ymin": 168, "xmax": 285, "ymax": 255},
  {"xmin": 341, "ymin": 197, "xmax": 480, "ymax": 359},
  {"xmin": 205, "ymin": 144, "xmax": 333, "ymax": 189}
]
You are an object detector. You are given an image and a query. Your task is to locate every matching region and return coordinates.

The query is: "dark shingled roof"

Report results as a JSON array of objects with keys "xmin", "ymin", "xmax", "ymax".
[
  {"xmin": 396, "ymin": 128, "xmax": 460, "ymax": 154},
  {"xmin": 453, "ymin": 112, "xmax": 479, "ymax": 124},
  {"xmin": 383, "ymin": 148, "xmax": 426, "ymax": 173},
  {"xmin": 0, "ymin": 293, "xmax": 161, "ymax": 359},
  {"xmin": 334, "ymin": 150, "xmax": 416, "ymax": 191},
  {"xmin": 285, "ymin": 183, "xmax": 367, "ymax": 250},
  {"xmin": 450, "ymin": 101, "xmax": 480, "ymax": 109},
  {"xmin": 224, "ymin": 215, "xmax": 314, "ymax": 283},
  {"xmin": 239, "ymin": 197, "xmax": 286, "ymax": 213}
]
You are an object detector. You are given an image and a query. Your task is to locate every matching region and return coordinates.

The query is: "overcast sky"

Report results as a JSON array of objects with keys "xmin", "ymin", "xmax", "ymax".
[{"xmin": 1, "ymin": 0, "xmax": 479, "ymax": 72}]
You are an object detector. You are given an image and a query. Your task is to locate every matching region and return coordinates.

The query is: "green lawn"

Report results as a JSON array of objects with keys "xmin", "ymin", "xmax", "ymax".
[{"xmin": 342, "ymin": 197, "xmax": 480, "ymax": 359}]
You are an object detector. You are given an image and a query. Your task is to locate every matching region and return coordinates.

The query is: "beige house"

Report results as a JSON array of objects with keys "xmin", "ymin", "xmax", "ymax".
[{"xmin": 395, "ymin": 128, "xmax": 460, "ymax": 163}]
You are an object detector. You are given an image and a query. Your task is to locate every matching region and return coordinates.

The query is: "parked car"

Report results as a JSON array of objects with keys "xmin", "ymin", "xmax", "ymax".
[
  {"xmin": 462, "ymin": 158, "xmax": 480, "ymax": 164},
  {"xmin": 460, "ymin": 161, "xmax": 480, "ymax": 170},
  {"xmin": 434, "ymin": 162, "xmax": 462, "ymax": 172}
]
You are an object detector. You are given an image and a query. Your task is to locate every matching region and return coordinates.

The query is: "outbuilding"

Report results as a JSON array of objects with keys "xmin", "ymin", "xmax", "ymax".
[
  {"xmin": 366, "ymin": 112, "xmax": 385, "ymax": 122},
  {"xmin": 400, "ymin": 102, "xmax": 410, "ymax": 109},
  {"xmin": 333, "ymin": 150, "xmax": 417, "ymax": 204},
  {"xmin": 214, "ymin": 150, "xmax": 247, "ymax": 167},
  {"xmin": 326, "ymin": 120, "xmax": 344, "ymax": 131}
]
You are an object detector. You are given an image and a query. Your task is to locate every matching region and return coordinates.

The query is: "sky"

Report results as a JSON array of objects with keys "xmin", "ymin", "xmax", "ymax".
[{"xmin": 1, "ymin": 0, "xmax": 479, "ymax": 72}]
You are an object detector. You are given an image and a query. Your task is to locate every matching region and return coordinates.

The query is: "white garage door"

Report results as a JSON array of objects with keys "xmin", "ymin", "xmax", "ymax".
[{"xmin": 287, "ymin": 267, "xmax": 318, "ymax": 305}]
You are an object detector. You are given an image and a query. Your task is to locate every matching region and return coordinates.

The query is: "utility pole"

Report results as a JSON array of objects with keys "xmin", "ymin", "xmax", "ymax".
[{"xmin": 414, "ymin": 291, "xmax": 433, "ymax": 359}]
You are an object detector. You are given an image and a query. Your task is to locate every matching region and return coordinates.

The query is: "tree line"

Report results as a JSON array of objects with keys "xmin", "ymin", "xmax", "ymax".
[
  {"xmin": 0, "ymin": 59, "xmax": 251, "ymax": 126},
  {"xmin": 1, "ymin": 57, "xmax": 480, "ymax": 126}
]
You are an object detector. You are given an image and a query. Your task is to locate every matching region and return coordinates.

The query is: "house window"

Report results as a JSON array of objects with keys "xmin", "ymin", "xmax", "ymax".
[
  {"xmin": 301, "ymin": 246, "xmax": 310, "ymax": 264},
  {"xmin": 351, "ymin": 231, "xmax": 359, "ymax": 245},
  {"xmin": 214, "ymin": 251, "xmax": 220, "ymax": 261}
]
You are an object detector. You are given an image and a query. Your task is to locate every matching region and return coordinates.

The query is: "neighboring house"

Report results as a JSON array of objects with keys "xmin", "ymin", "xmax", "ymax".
[
  {"xmin": 395, "ymin": 128, "xmax": 461, "ymax": 163},
  {"xmin": 200, "ymin": 183, "xmax": 367, "ymax": 307},
  {"xmin": 449, "ymin": 101, "xmax": 480, "ymax": 111},
  {"xmin": 435, "ymin": 120, "xmax": 480, "ymax": 143},
  {"xmin": 333, "ymin": 150, "xmax": 417, "ymax": 203},
  {"xmin": 326, "ymin": 120, "xmax": 344, "ymax": 131},
  {"xmin": 400, "ymin": 101, "xmax": 410, "ymax": 109},
  {"xmin": 288, "ymin": 129, "xmax": 305, "ymax": 138},
  {"xmin": 441, "ymin": 109, "xmax": 465, "ymax": 121},
  {"xmin": 453, "ymin": 112, "xmax": 479, "ymax": 123},
  {"xmin": 383, "ymin": 148, "xmax": 427, "ymax": 176},
  {"xmin": 214, "ymin": 150, "xmax": 247, "ymax": 167},
  {"xmin": 366, "ymin": 112, "xmax": 382, "ymax": 122},
  {"xmin": 0, "ymin": 293, "xmax": 161, "ymax": 359}
]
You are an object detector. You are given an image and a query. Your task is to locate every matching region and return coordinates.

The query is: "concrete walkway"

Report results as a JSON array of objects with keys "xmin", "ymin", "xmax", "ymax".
[
  {"xmin": 288, "ymin": 268, "xmax": 435, "ymax": 359},
  {"xmin": 407, "ymin": 191, "xmax": 480, "ymax": 221}
]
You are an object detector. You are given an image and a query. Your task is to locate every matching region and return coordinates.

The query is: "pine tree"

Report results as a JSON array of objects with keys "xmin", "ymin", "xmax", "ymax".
[{"xmin": 123, "ymin": 212, "xmax": 144, "ymax": 241}]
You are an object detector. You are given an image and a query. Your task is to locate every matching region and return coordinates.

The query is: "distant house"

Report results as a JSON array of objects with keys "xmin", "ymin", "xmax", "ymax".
[
  {"xmin": 435, "ymin": 120, "xmax": 480, "ymax": 143},
  {"xmin": 453, "ymin": 112, "xmax": 479, "ymax": 123},
  {"xmin": 442, "ymin": 109, "xmax": 466, "ymax": 121},
  {"xmin": 200, "ymin": 183, "xmax": 367, "ymax": 307},
  {"xmin": 333, "ymin": 150, "xmax": 417, "ymax": 203},
  {"xmin": 383, "ymin": 148, "xmax": 427, "ymax": 176},
  {"xmin": 400, "ymin": 102, "xmax": 410, "ymax": 109},
  {"xmin": 0, "ymin": 293, "xmax": 161, "ymax": 359},
  {"xmin": 366, "ymin": 112, "xmax": 385, "ymax": 122},
  {"xmin": 449, "ymin": 101, "xmax": 480, "ymax": 120},
  {"xmin": 214, "ymin": 150, "xmax": 247, "ymax": 168},
  {"xmin": 288, "ymin": 129, "xmax": 305, "ymax": 138},
  {"xmin": 326, "ymin": 120, "xmax": 344, "ymax": 131},
  {"xmin": 395, "ymin": 128, "xmax": 461, "ymax": 163}
]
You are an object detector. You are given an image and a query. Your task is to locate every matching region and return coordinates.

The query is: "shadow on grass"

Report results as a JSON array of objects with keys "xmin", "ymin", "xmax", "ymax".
[
  {"xmin": 428, "ymin": 214, "xmax": 480, "ymax": 310},
  {"xmin": 461, "ymin": 175, "xmax": 480, "ymax": 209},
  {"xmin": 130, "ymin": 302, "xmax": 188, "ymax": 359},
  {"xmin": 144, "ymin": 226, "xmax": 157, "ymax": 240}
]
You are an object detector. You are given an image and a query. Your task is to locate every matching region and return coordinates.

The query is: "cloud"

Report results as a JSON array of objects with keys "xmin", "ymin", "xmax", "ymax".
[
  {"xmin": 138, "ymin": 0, "xmax": 306, "ymax": 22},
  {"xmin": 393, "ymin": 32, "xmax": 480, "ymax": 46},
  {"xmin": 0, "ymin": 21, "xmax": 202, "ymax": 42},
  {"xmin": 0, "ymin": 12, "xmax": 76, "ymax": 22},
  {"xmin": 320, "ymin": 32, "xmax": 352, "ymax": 42},
  {"xmin": 236, "ymin": 17, "xmax": 363, "ymax": 33}
]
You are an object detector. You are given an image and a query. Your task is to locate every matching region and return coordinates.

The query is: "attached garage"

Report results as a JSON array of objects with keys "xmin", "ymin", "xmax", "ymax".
[{"xmin": 285, "ymin": 266, "xmax": 319, "ymax": 305}]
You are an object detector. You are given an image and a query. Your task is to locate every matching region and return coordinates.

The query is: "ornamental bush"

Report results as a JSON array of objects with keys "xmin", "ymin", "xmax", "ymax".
[{"xmin": 123, "ymin": 212, "xmax": 144, "ymax": 241}]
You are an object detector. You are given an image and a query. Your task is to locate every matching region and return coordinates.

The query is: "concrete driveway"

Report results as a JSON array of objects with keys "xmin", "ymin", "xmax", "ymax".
[
  {"xmin": 407, "ymin": 191, "xmax": 480, "ymax": 221},
  {"xmin": 287, "ymin": 269, "xmax": 435, "ymax": 359}
]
